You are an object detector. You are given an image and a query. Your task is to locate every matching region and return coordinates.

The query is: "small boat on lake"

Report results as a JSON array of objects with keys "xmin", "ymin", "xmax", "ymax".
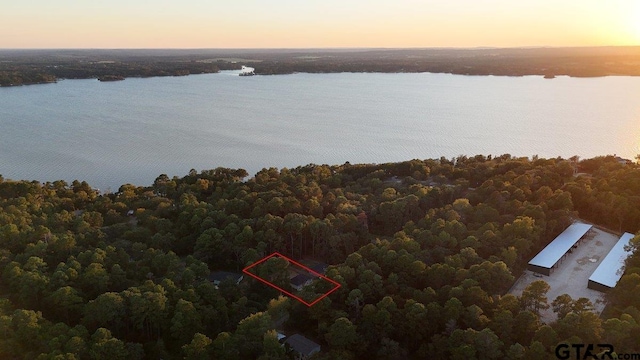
[{"xmin": 239, "ymin": 66, "xmax": 255, "ymax": 76}]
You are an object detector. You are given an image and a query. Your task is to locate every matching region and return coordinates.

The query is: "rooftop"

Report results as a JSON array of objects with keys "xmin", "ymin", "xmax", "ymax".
[
  {"xmin": 208, "ymin": 271, "xmax": 243, "ymax": 283},
  {"xmin": 285, "ymin": 334, "xmax": 321, "ymax": 356},
  {"xmin": 528, "ymin": 222, "xmax": 593, "ymax": 269},
  {"xmin": 309, "ymin": 263, "xmax": 328, "ymax": 275},
  {"xmin": 588, "ymin": 232, "xmax": 635, "ymax": 288},
  {"xmin": 291, "ymin": 274, "xmax": 313, "ymax": 287}
]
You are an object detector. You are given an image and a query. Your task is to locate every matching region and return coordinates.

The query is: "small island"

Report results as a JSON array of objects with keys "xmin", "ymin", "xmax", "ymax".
[{"xmin": 97, "ymin": 75, "xmax": 125, "ymax": 82}]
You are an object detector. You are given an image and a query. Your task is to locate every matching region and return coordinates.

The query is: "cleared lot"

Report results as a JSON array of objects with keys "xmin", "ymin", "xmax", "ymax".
[{"xmin": 509, "ymin": 227, "xmax": 619, "ymax": 323}]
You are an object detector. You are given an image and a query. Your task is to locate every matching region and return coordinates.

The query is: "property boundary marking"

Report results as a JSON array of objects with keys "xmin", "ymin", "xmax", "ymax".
[{"xmin": 242, "ymin": 252, "xmax": 341, "ymax": 307}]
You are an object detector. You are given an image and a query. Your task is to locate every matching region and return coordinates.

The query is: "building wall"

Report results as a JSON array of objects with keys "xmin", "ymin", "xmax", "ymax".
[
  {"xmin": 527, "ymin": 264, "xmax": 551, "ymax": 276},
  {"xmin": 587, "ymin": 279, "xmax": 612, "ymax": 293}
]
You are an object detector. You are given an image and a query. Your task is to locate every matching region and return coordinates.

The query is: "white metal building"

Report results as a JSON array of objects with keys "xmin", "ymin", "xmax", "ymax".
[
  {"xmin": 527, "ymin": 222, "xmax": 593, "ymax": 275},
  {"xmin": 588, "ymin": 232, "xmax": 635, "ymax": 292}
]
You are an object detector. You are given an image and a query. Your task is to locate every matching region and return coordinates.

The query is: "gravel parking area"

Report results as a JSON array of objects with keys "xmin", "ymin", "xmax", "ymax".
[{"xmin": 508, "ymin": 227, "xmax": 619, "ymax": 323}]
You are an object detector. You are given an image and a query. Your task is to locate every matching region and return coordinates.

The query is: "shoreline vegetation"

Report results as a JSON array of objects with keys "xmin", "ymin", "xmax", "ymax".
[
  {"xmin": 1, "ymin": 155, "xmax": 640, "ymax": 358},
  {"xmin": 97, "ymin": 75, "xmax": 126, "ymax": 82},
  {"xmin": 2, "ymin": 46, "xmax": 640, "ymax": 87}
]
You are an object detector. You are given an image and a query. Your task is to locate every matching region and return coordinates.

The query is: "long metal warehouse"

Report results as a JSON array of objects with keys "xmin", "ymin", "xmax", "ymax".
[
  {"xmin": 527, "ymin": 222, "xmax": 593, "ymax": 275},
  {"xmin": 588, "ymin": 232, "xmax": 635, "ymax": 292}
]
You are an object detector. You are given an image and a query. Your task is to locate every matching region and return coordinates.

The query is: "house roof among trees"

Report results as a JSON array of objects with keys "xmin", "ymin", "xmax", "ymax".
[
  {"xmin": 285, "ymin": 334, "xmax": 321, "ymax": 356},
  {"xmin": 290, "ymin": 274, "xmax": 313, "ymax": 287},
  {"xmin": 208, "ymin": 271, "xmax": 243, "ymax": 283},
  {"xmin": 309, "ymin": 263, "xmax": 328, "ymax": 274}
]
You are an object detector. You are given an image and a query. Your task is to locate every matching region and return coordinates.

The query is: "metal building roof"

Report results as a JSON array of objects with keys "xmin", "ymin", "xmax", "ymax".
[
  {"xmin": 588, "ymin": 232, "xmax": 635, "ymax": 288},
  {"xmin": 528, "ymin": 222, "xmax": 593, "ymax": 269}
]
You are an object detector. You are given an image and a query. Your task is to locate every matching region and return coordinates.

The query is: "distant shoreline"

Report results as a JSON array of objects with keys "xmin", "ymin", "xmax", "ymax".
[
  {"xmin": 2, "ymin": 70, "xmax": 638, "ymax": 88},
  {"xmin": 2, "ymin": 47, "xmax": 640, "ymax": 87}
]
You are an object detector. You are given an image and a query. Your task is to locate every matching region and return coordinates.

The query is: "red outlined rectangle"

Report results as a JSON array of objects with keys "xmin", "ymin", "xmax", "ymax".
[{"xmin": 242, "ymin": 252, "xmax": 341, "ymax": 307}]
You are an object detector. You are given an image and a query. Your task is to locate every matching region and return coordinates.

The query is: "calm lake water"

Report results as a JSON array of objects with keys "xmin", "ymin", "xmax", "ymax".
[{"xmin": 1, "ymin": 71, "xmax": 640, "ymax": 191}]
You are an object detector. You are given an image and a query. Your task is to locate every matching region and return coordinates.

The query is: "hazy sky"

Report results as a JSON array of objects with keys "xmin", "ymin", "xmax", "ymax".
[{"xmin": 2, "ymin": 0, "xmax": 640, "ymax": 48}]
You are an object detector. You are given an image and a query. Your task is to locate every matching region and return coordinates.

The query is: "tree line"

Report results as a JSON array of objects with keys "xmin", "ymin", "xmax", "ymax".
[
  {"xmin": 0, "ymin": 155, "xmax": 639, "ymax": 359},
  {"xmin": 4, "ymin": 47, "xmax": 640, "ymax": 87}
]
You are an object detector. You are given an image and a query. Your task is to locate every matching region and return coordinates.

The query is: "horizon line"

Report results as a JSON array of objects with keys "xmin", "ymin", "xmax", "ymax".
[{"xmin": 2, "ymin": 45, "xmax": 640, "ymax": 51}]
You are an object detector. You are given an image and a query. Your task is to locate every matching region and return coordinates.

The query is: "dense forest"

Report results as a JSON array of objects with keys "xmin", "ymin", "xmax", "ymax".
[
  {"xmin": 1, "ymin": 155, "xmax": 640, "ymax": 359},
  {"xmin": 2, "ymin": 47, "xmax": 640, "ymax": 86},
  {"xmin": 0, "ymin": 50, "xmax": 239, "ymax": 86}
]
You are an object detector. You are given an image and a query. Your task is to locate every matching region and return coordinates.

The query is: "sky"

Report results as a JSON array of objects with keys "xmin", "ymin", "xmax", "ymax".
[{"xmin": 2, "ymin": 0, "xmax": 640, "ymax": 48}]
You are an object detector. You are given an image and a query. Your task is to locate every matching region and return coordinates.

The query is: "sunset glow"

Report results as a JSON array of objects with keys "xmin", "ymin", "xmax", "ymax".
[
  {"xmin": 1, "ymin": 0, "xmax": 639, "ymax": 48},
  {"xmin": 633, "ymin": 3, "xmax": 640, "ymax": 41}
]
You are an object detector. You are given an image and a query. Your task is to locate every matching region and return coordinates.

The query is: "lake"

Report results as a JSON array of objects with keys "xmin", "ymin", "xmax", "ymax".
[{"xmin": 1, "ymin": 71, "xmax": 639, "ymax": 191}]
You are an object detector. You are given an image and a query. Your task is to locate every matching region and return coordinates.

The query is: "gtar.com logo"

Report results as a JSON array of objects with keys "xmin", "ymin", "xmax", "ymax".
[{"xmin": 555, "ymin": 344, "xmax": 614, "ymax": 360}]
